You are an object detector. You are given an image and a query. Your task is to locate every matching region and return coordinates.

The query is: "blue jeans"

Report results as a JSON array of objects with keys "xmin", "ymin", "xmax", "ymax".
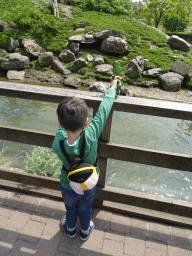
[{"xmin": 59, "ymin": 184, "xmax": 96, "ymax": 231}]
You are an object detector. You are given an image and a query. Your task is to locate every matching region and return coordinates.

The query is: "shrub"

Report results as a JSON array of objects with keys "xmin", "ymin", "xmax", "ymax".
[
  {"xmin": 24, "ymin": 146, "xmax": 62, "ymax": 178},
  {"xmin": 163, "ymin": 17, "xmax": 188, "ymax": 32}
]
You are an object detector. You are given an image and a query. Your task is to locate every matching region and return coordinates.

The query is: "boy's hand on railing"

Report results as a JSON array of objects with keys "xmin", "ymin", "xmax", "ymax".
[{"xmin": 110, "ymin": 75, "xmax": 121, "ymax": 92}]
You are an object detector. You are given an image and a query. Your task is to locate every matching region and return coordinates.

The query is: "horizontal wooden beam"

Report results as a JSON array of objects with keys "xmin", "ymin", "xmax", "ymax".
[
  {"xmin": 97, "ymin": 142, "xmax": 192, "ymax": 172},
  {"xmin": 0, "ymin": 167, "xmax": 192, "ymax": 218},
  {"xmin": 0, "ymin": 126, "xmax": 191, "ymax": 172},
  {"xmin": 1, "ymin": 81, "xmax": 192, "ymax": 120}
]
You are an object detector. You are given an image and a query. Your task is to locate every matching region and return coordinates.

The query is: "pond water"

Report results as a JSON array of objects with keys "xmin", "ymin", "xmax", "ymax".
[{"xmin": 0, "ymin": 95, "xmax": 192, "ymax": 203}]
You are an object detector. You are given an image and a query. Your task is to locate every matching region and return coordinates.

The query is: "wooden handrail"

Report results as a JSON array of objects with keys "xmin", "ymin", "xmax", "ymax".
[{"xmin": 0, "ymin": 81, "xmax": 192, "ymax": 224}]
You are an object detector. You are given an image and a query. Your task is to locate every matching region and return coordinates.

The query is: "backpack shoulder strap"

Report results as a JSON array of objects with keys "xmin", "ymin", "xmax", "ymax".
[
  {"xmin": 79, "ymin": 130, "xmax": 85, "ymax": 161},
  {"xmin": 59, "ymin": 138, "xmax": 72, "ymax": 165}
]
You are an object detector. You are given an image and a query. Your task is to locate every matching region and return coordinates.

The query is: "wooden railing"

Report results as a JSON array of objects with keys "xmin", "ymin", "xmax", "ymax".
[{"xmin": 0, "ymin": 81, "xmax": 192, "ymax": 226}]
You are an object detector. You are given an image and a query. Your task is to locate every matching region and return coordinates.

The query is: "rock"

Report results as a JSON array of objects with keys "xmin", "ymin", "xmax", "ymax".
[
  {"xmin": 167, "ymin": 35, "xmax": 191, "ymax": 52},
  {"xmin": 68, "ymin": 42, "xmax": 80, "ymax": 55},
  {"xmin": 143, "ymin": 68, "xmax": 163, "ymax": 78},
  {"xmin": 89, "ymin": 82, "xmax": 107, "ymax": 93},
  {"xmin": 68, "ymin": 35, "xmax": 83, "ymax": 43},
  {"xmin": 120, "ymin": 86, "xmax": 135, "ymax": 97},
  {"xmin": 7, "ymin": 70, "xmax": 25, "ymax": 80},
  {"xmin": 87, "ymin": 54, "xmax": 93, "ymax": 62},
  {"xmin": 95, "ymin": 64, "xmax": 113, "ymax": 77},
  {"xmin": 144, "ymin": 64, "xmax": 155, "ymax": 71},
  {"xmin": 100, "ymin": 36, "xmax": 128, "ymax": 55},
  {"xmin": 95, "ymin": 30, "xmax": 126, "ymax": 41},
  {"xmin": 93, "ymin": 57, "xmax": 104, "ymax": 66},
  {"xmin": 1, "ymin": 53, "xmax": 29, "ymax": 70},
  {"xmin": 0, "ymin": 20, "xmax": 8, "ymax": 31},
  {"xmin": 38, "ymin": 52, "xmax": 53, "ymax": 67},
  {"xmin": 125, "ymin": 56, "xmax": 145, "ymax": 79},
  {"xmin": 52, "ymin": 60, "xmax": 71, "ymax": 75},
  {"xmin": 71, "ymin": 58, "xmax": 87, "ymax": 72},
  {"xmin": 8, "ymin": 38, "xmax": 19, "ymax": 52},
  {"xmin": 59, "ymin": 49, "xmax": 76, "ymax": 63},
  {"xmin": 22, "ymin": 38, "xmax": 42, "ymax": 58},
  {"xmin": 0, "ymin": 49, "xmax": 7, "ymax": 57},
  {"xmin": 63, "ymin": 77, "xmax": 81, "ymax": 88},
  {"xmin": 73, "ymin": 23, "xmax": 85, "ymax": 30},
  {"xmin": 82, "ymin": 34, "xmax": 96, "ymax": 44},
  {"xmin": 169, "ymin": 60, "xmax": 192, "ymax": 83},
  {"xmin": 159, "ymin": 72, "xmax": 184, "ymax": 91}
]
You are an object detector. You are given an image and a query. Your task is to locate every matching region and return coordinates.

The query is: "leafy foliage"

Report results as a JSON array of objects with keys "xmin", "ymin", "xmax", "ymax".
[
  {"xmin": 24, "ymin": 146, "xmax": 62, "ymax": 178},
  {"xmin": 75, "ymin": 0, "xmax": 133, "ymax": 15}
]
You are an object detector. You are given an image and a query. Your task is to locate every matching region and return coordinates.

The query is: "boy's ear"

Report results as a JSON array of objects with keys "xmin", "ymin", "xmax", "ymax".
[{"xmin": 84, "ymin": 117, "xmax": 88, "ymax": 127}]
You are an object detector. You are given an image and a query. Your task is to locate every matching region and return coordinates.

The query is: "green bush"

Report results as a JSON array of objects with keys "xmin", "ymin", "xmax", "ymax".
[
  {"xmin": 24, "ymin": 146, "xmax": 62, "ymax": 178},
  {"xmin": 163, "ymin": 18, "xmax": 187, "ymax": 32}
]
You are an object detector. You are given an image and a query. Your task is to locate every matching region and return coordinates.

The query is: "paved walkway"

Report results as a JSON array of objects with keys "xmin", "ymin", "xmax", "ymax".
[{"xmin": 0, "ymin": 188, "xmax": 192, "ymax": 256}]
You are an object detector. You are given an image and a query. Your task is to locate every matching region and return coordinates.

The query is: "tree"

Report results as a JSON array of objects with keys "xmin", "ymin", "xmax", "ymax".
[{"xmin": 134, "ymin": 0, "xmax": 190, "ymax": 29}]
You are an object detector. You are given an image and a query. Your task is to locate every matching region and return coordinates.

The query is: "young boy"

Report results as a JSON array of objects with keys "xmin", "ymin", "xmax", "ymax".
[{"xmin": 52, "ymin": 76, "xmax": 119, "ymax": 241}]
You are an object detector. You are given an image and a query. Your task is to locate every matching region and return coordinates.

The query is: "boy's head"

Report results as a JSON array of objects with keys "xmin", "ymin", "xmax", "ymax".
[{"xmin": 57, "ymin": 97, "xmax": 88, "ymax": 132}]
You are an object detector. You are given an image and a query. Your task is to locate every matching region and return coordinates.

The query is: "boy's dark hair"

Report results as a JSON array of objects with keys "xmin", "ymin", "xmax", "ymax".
[{"xmin": 57, "ymin": 97, "xmax": 88, "ymax": 132}]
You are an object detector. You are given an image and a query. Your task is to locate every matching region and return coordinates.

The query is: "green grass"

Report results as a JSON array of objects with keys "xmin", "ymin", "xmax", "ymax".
[{"xmin": 0, "ymin": 0, "xmax": 192, "ymax": 79}]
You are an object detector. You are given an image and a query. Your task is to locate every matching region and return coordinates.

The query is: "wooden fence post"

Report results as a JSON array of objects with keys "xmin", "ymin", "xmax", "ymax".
[{"xmin": 93, "ymin": 107, "xmax": 114, "ymax": 208}]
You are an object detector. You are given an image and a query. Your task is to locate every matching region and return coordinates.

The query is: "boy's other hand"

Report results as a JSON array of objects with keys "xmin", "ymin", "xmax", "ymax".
[{"xmin": 110, "ymin": 75, "xmax": 121, "ymax": 92}]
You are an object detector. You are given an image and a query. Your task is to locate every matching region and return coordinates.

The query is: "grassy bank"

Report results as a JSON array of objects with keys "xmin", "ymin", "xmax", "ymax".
[{"xmin": 0, "ymin": 0, "xmax": 192, "ymax": 78}]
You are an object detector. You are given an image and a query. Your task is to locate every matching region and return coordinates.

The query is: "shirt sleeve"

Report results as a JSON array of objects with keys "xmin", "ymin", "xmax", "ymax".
[
  {"xmin": 86, "ymin": 88, "xmax": 116, "ymax": 141},
  {"xmin": 52, "ymin": 127, "xmax": 67, "ymax": 162}
]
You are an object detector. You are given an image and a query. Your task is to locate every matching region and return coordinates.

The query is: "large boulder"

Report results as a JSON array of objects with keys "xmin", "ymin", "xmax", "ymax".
[
  {"xmin": 52, "ymin": 60, "xmax": 71, "ymax": 75},
  {"xmin": 22, "ymin": 38, "xmax": 42, "ymax": 57},
  {"xmin": 7, "ymin": 70, "xmax": 25, "ymax": 80},
  {"xmin": 143, "ymin": 68, "xmax": 163, "ymax": 78},
  {"xmin": 93, "ymin": 56, "xmax": 104, "ymax": 66},
  {"xmin": 0, "ymin": 20, "xmax": 8, "ymax": 31},
  {"xmin": 73, "ymin": 23, "xmax": 85, "ymax": 30},
  {"xmin": 38, "ymin": 52, "xmax": 53, "ymax": 67},
  {"xmin": 1, "ymin": 53, "xmax": 29, "ymax": 70},
  {"xmin": 0, "ymin": 49, "xmax": 7, "ymax": 57},
  {"xmin": 95, "ymin": 64, "xmax": 113, "ymax": 77},
  {"xmin": 100, "ymin": 36, "xmax": 128, "ymax": 55},
  {"xmin": 59, "ymin": 49, "xmax": 76, "ymax": 63},
  {"xmin": 169, "ymin": 60, "xmax": 192, "ymax": 83},
  {"xmin": 89, "ymin": 82, "xmax": 107, "ymax": 93},
  {"xmin": 81, "ymin": 34, "xmax": 96, "ymax": 44},
  {"xmin": 8, "ymin": 37, "xmax": 19, "ymax": 52},
  {"xmin": 63, "ymin": 77, "xmax": 81, "ymax": 88},
  {"xmin": 125, "ymin": 56, "xmax": 145, "ymax": 79},
  {"xmin": 68, "ymin": 35, "xmax": 83, "ymax": 43},
  {"xmin": 68, "ymin": 42, "xmax": 80, "ymax": 55},
  {"xmin": 95, "ymin": 30, "xmax": 126, "ymax": 41},
  {"xmin": 159, "ymin": 72, "xmax": 184, "ymax": 92},
  {"xmin": 167, "ymin": 35, "xmax": 191, "ymax": 52},
  {"xmin": 71, "ymin": 58, "xmax": 87, "ymax": 72}
]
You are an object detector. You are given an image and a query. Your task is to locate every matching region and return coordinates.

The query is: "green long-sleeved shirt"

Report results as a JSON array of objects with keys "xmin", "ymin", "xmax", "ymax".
[{"xmin": 52, "ymin": 88, "xmax": 116, "ymax": 189}]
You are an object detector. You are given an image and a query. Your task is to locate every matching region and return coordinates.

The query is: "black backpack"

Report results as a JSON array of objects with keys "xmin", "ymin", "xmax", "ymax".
[{"xmin": 59, "ymin": 131, "xmax": 97, "ymax": 184}]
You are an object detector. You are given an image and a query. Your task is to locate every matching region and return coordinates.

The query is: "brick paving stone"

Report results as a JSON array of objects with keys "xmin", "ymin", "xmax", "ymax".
[
  {"xmin": 93, "ymin": 209, "xmax": 112, "ymax": 231},
  {"xmin": 29, "ymin": 215, "xmax": 49, "ymax": 224},
  {"xmin": 36, "ymin": 198, "xmax": 65, "ymax": 217},
  {"xmin": 0, "ymin": 240, "xmax": 14, "ymax": 256},
  {"xmin": 102, "ymin": 239, "xmax": 124, "ymax": 256},
  {"xmin": 57, "ymin": 233, "xmax": 84, "ymax": 256},
  {"xmin": 110, "ymin": 213, "xmax": 130, "ymax": 234},
  {"xmin": 0, "ymin": 229, "xmax": 20, "ymax": 255},
  {"xmin": 129, "ymin": 217, "xmax": 149, "ymax": 240},
  {"xmin": 147, "ymin": 221, "xmax": 171, "ymax": 243},
  {"xmin": 0, "ymin": 216, "xmax": 9, "ymax": 229},
  {"xmin": 20, "ymin": 219, "xmax": 46, "ymax": 243},
  {"xmin": 81, "ymin": 229, "xmax": 104, "ymax": 252},
  {"xmin": 41, "ymin": 218, "xmax": 60, "ymax": 238},
  {"xmin": 0, "ymin": 206, "xmax": 13, "ymax": 217},
  {"xmin": 124, "ymin": 235, "xmax": 146, "ymax": 256},
  {"xmin": 55, "ymin": 252, "xmax": 75, "ymax": 256},
  {"xmin": 169, "ymin": 225, "xmax": 191, "ymax": 249},
  {"xmin": 3, "ymin": 192, "xmax": 26, "ymax": 209},
  {"xmin": 34, "ymin": 231, "xmax": 62, "ymax": 256},
  {"xmin": 104, "ymin": 230, "xmax": 125, "ymax": 243},
  {"xmin": 78, "ymin": 248, "xmax": 103, "ymax": 256},
  {"xmin": 146, "ymin": 240, "xmax": 167, "ymax": 251},
  {"xmin": 145, "ymin": 247, "xmax": 168, "ymax": 256},
  {"xmin": 9, "ymin": 239, "xmax": 37, "ymax": 256},
  {"xmin": 5, "ymin": 211, "xmax": 30, "ymax": 232},
  {"xmin": 19, "ymin": 195, "xmax": 40, "ymax": 213},
  {"xmin": 168, "ymin": 245, "xmax": 192, "ymax": 256}
]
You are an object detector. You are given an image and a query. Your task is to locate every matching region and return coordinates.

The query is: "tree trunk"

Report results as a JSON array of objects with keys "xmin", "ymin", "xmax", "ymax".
[{"xmin": 53, "ymin": 0, "xmax": 59, "ymax": 19}]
